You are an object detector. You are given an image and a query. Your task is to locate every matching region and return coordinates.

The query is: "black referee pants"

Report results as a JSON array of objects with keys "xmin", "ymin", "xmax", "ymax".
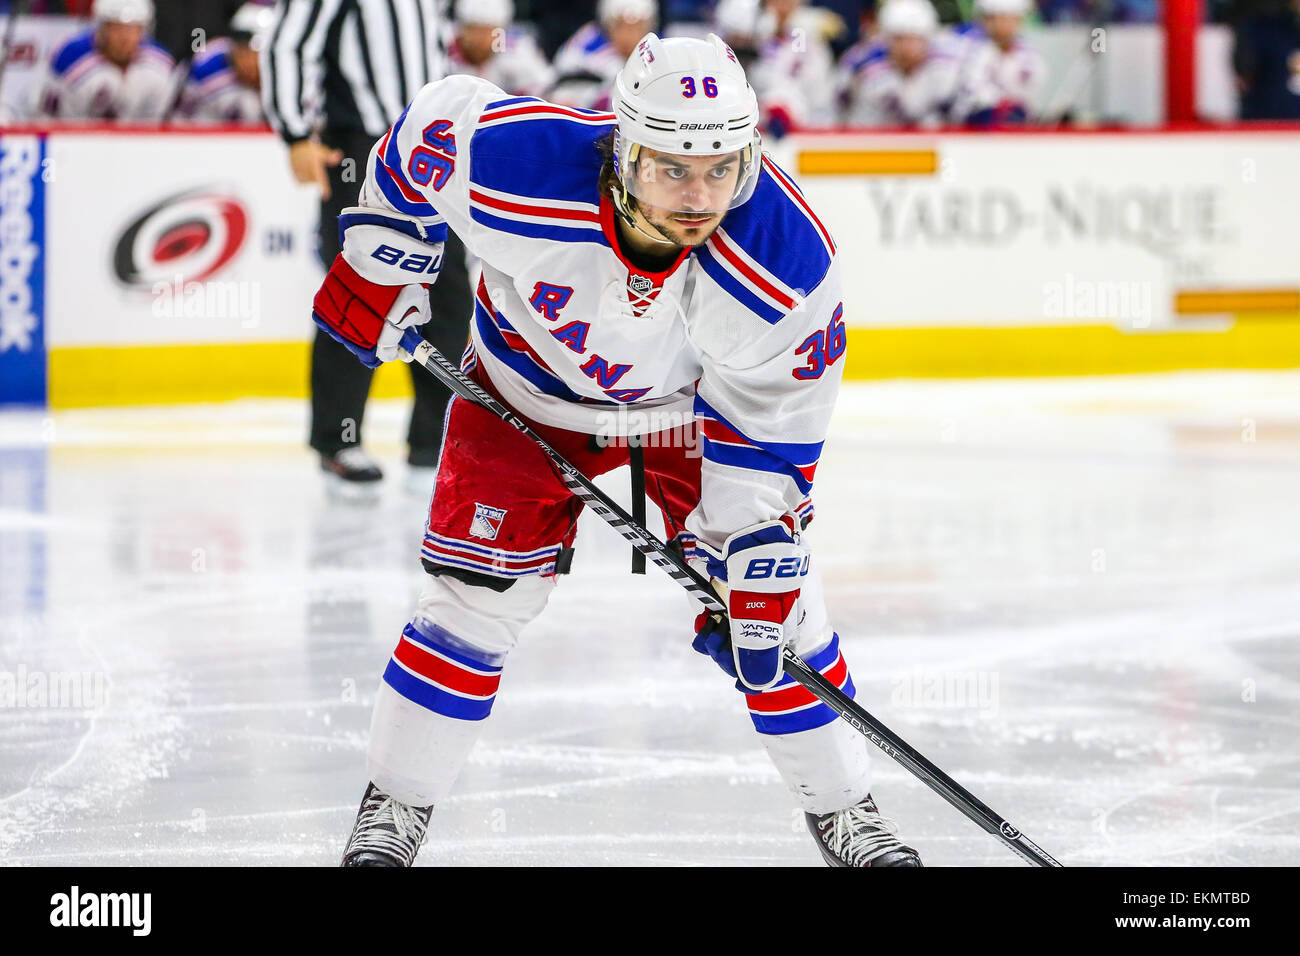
[{"xmin": 309, "ymin": 129, "xmax": 473, "ymax": 467}]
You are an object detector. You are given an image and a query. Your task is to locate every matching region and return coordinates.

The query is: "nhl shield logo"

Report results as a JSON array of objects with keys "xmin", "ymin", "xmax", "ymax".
[
  {"xmin": 628, "ymin": 274, "xmax": 654, "ymax": 295},
  {"xmin": 470, "ymin": 503, "xmax": 507, "ymax": 540}
]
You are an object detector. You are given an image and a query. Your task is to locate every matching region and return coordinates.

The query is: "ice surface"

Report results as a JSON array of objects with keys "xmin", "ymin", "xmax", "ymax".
[{"xmin": 1, "ymin": 372, "xmax": 1297, "ymax": 865}]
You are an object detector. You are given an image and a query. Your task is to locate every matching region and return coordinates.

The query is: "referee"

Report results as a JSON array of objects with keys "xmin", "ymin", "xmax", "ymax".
[{"xmin": 262, "ymin": 0, "xmax": 472, "ymax": 491}]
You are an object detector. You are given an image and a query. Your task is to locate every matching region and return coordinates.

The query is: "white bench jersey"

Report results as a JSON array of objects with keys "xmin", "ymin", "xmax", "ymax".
[{"xmin": 31, "ymin": 28, "xmax": 175, "ymax": 122}]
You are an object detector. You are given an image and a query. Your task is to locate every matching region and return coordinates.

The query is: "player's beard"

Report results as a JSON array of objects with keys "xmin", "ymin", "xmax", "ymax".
[{"xmin": 639, "ymin": 206, "xmax": 723, "ymax": 248}]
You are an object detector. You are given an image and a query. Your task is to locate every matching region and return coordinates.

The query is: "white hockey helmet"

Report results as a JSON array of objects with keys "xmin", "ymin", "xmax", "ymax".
[
  {"xmin": 610, "ymin": 33, "xmax": 762, "ymax": 216},
  {"xmin": 713, "ymin": 0, "xmax": 762, "ymax": 42},
  {"xmin": 975, "ymin": 0, "xmax": 1030, "ymax": 16},
  {"xmin": 456, "ymin": 0, "xmax": 513, "ymax": 28},
  {"xmin": 878, "ymin": 0, "xmax": 938, "ymax": 37},
  {"xmin": 599, "ymin": 0, "xmax": 658, "ymax": 27},
  {"xmin": 93, "ymin": 0, "xmax": 154, "ymax": 25},
  {"xmin": 229, "ymin": 2, "xmax": 275, "ymax": 51}
]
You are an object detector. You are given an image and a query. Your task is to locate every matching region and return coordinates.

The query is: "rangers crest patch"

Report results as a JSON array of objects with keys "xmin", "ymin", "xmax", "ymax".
[{"xmin": 470, "ymin": 503, "xmax": 507, "ymax": 540}]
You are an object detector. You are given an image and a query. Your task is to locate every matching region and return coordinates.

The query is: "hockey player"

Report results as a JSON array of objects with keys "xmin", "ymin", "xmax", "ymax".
[
  {"xmin": 839, "ymin": 0, "xmax": 968, "ymax": 129},
  {"xmin": 949, "ymin": 0, "xmax": 1045, "ymax": 125},
  {"xmin": 446, "ymin": 0, "xmax": 554, "ymax": 98},
  {"xmin": 313, "ymin": 32, "xmax": 922, "ymax": 867},
  {"xmin": 745, "ymin": 0, "xmax": 841, "ymax": 135},
  {"xmin": 549, "ymin": 0, "xmax": 656, "ymax": 110},
  {"xmin": 30, "ymin": 0, "xmax": 175, "ymax": 122},
  {"xmin": 175, "ymin": 3, "xmax": 272, "ymax": 125}
]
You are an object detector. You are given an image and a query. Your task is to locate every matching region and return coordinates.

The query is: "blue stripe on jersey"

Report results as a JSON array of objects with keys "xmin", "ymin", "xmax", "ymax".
[
  {"xmin": 695, "ymin": 395, "xmax": 824, "ymax": 466},
  {"xmin": 469, "ymin": 115, "xmax": 609, "ymax": 207},
  {"xmin": 51, "ymin": 30, "xmax": 95, "ymax": 76},
  {"xmin": 190, "ymin": 48, "xmax": 229, "ymax": 83},
  {"xmin": 712, "ymin": 162, "xmax": 834, "ymax": 308},
  {"xmin": 693, "ymin": 244, "xmax": 786, "ymax": 325},
  {"xmin": 372, "ymin": 154, "xmax": 437, "ymax": 217},
  {"xmin": 484, "ymin": 95, "xmax": 540, "ymax": 111},
  {"xmin": 474, "ymin": 299, "xmax": 599, "ymax": 405},
  {"xmin": 337, "ymin": 210, "xmax": 446, "ymax": 246},
  {"xmin": 382, "ymin": 659, "xmax": 496, "ymax": 720},
  {"xmin": 579, "ymin": 26, "xmax": 608, "ymax": 55},
  {"xmin": 844, "ymin": 42, "xmax": 888, "ymax": 74},
  {"xmin": 468, "ymin": 205, "xmax": 603, "ymax": 245},
  {"xmin": 383, "ymin": 104, "xmax": 414, "ymax": 171},
  {"xmin": 702, "ymin": 440, "xmax": 814, "ymax": 495},
  {"xmin": 380, "ymin": 105, "xmax": 454, "ymax": 213}
]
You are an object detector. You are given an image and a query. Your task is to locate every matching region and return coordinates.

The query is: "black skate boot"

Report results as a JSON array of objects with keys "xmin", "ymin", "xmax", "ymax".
[
  {"xmin": 321, "ymin": 447, "xmax": 384, "ymax": 499},
  {"xmin": 806, "ymin": 794, "xmax": 923, "ymax": 867},
  {"xmin": 340, "ymin": 782, "xmax": 433, "ymax": 867}
]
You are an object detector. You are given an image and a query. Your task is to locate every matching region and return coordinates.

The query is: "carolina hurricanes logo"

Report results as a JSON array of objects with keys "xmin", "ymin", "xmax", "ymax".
[{"xmin": 112, "ymin": 189, "xmax": 248, "ymax": 289}]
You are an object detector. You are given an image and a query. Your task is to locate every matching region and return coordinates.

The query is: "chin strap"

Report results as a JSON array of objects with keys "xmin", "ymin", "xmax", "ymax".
[
  {"xmin": 612, "ymin": 139, "xmax": 682, "ymax": 247},
  {"xmin": 611, "ymin": 182, "xmax": 679, "ymax": 247}
]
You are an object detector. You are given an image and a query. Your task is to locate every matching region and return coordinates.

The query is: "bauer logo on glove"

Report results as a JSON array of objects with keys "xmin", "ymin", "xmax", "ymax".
[
  {"xmin": 694, "ymin": 516, "xmax": 809, "ymax": 691},
  {"xmin": 311, "ymin": 206, "xmax": 446, "ymax": 368}
]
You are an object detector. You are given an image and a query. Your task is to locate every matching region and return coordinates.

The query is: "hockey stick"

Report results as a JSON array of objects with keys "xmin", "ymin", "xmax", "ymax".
[{"xmin": 399, "ymin": 327, "xmax": 1062, "ymax": 867}]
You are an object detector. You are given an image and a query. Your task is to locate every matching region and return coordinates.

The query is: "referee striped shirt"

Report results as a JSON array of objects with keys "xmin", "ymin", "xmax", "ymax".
[{"xmin": 262, "ymin": 0, "xmax": 448, "ymax": 144}]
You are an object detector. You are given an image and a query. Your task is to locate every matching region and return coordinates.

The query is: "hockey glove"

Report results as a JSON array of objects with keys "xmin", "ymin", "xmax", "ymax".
[
  {"xmin": 312, "ymin": 254, "xmax": 430, "ymax": 368},
  {"xmin": 693, "ymin": 516, "xmax": 808, "ymax": 692},
  {"xmin": 312, "ymin": 206, "xmax": 446, "ymax": 368}
]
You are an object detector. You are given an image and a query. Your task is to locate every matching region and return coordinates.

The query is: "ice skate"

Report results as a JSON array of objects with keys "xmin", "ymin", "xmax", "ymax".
[
  {"xmin": 806, "ymin": 794, "xmax": 923, "ymax": 867},
  {"xmin": 340, "ymin": 782, "xmax": 433, "ymax": 867}
]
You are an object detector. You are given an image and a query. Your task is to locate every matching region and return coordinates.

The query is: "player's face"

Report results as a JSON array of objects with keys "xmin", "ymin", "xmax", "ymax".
[
  {"xmin": 889, "ymin": 34, "xmax": 928, "ymax": 73},
  {"xmin": 459, "ymin": 23, "xmax": 500, "ymax": 65},
  {"xmin": 632, "ymin": 148, "xmax": 742, "ymax": 246},
  {"xmin": 98, "ymin": 21, "xmax": 144, "ymax": 68},
  {"xmin": 767, "ymin": 0, "xmax": 800, "ymax": 22},
  {"xmin": 609, "ymin": 18, "xmax": 653, "ymax": 58},
  {"xmin": 984, "ymin": 14, "xmax": 1022, "ymax": 48}
]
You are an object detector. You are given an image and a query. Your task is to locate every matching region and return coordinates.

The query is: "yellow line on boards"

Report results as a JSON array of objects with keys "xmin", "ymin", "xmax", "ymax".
[
  {"xmin": 48, "ymin": 341, "xmax": 416, "ymax": 408},
  {"xmin": 44, "ymin": 317, "xmax": 1300, "ymax": 407}
]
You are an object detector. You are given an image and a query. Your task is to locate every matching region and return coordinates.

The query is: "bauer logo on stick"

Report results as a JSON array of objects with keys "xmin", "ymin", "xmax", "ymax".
[{"xmin": 470, "ymin": 503, "xmax": 507, "ymax": 540}]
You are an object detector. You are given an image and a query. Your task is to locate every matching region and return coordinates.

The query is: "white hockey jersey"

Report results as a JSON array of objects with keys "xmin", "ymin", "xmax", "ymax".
[
  {"xmin": 748, "ymin": 16, "xmax": 839, "ymax": 131},
  {"xmin": 176, "ymin": 39, "xmax": 264, "ymax": 124},
  {"xmin": 548, "ymin": 23, "xmax": 624, "ymax": 109},
  {"xmin": 31, "ymin": 28, "xmax": 175, "ymax": 122},
  {"xmin": 447, "ymin": 30, "xmax": 554, "ymax": 98},
  {"xmin": 360, "ymin": 76, "xmax": 844, "ymax": 546},
  {"xmin": 949, "ymin": 24, "xmax": 1045, "ymax": 124},
  {"xmin": 838, "ymin": 39, "xmax": 964, "ymax": 128}
]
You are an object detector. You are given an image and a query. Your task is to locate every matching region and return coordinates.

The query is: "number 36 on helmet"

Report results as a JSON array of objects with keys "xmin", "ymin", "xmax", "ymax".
[{"xmin": 610, "ymin": 33, "xmax": 764, "ymax": 217}]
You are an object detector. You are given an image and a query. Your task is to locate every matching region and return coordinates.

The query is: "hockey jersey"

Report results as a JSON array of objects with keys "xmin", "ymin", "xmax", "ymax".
[
  {"xmin": 447, "ymin": 30, "xmax": 554, "ymax": 98},
  {"xmin": 176, "ymin": 40, "xmax": 265, "ymax": 124},
  {"xmin": 838, "ymin": 38, "xmax": 964, "ymax": 128},
  {"xmin": 360, "ymin": 75, "xmax": 844, "ymax": 547},
  {"xmin": 548, "ymin": 23, "xmax": 624, "ymax": 110},
  {"xmin": 948, "ymin": 24, "xmax": 1045, "ymax": 124},
  {"xmin": 748, "ymin": 14, "xmax": 839, "ymax": 132},
  {"xmin": 31, "ymin": 28, "xmax": 175, "ymax": 122}
]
